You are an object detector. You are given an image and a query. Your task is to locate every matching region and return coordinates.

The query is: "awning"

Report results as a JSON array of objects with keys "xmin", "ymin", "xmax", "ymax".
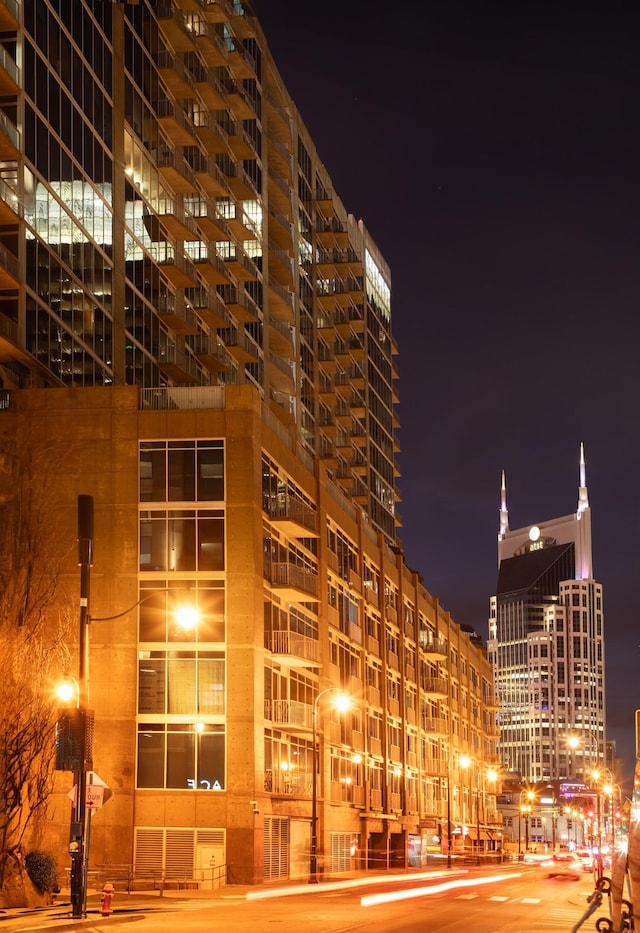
[{"xmin": 466, "ymin": 829, "xmax": 491, "ymax": 840}]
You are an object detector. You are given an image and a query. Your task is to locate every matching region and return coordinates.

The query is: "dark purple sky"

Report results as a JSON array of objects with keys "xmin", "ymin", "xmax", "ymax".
[{"xmin": 254, "ymin": 1, "xmax": 640, "ymax": 790}]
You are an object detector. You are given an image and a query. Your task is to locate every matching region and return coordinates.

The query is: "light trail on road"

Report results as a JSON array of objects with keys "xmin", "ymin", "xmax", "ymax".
[
  {"xmin": 361, "ymin": 871, "xmax": 524, "ymax": 907},
  {"xmin": 246, "ymin": 869, "xmax": 464, "ymax": 900}
]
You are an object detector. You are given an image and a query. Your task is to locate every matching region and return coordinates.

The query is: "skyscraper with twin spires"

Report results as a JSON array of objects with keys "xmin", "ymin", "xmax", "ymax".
[{"xmin": 488, "ymin": 446, "xmax": 606, "ymax": 783}]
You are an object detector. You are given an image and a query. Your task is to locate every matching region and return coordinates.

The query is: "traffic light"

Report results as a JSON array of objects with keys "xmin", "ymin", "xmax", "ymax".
[{"xmin": 55, "ymin": 708, "xmax": 94, "ymax": 772}]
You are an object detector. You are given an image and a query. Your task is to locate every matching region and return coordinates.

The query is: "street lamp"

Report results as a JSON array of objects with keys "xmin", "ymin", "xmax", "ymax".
[
  {"xmin": 56, "ymin": 495, "xmax": 200, "ymax": 918},
  {"xmin": 445, "ymin": 752, "xmax": 471, "ymax": 869},
  {"xmin": 475, "ymin": 767, "xmax": 497, "ymax": 864},
  {"xmin": 309, "ymin": 687, "xmax": 351, "ymax": 883},
  {"xmin": 518, "ymin": 789, "xmax": 535, "ymax": 857}
]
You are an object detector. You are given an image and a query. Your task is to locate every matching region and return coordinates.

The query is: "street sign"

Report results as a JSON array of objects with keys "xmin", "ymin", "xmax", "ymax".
[
  {"xmin": 68, "ymin": 772, "xmax": 113, "ymax": 810},
  {"xmin": 86, "ymin": 785, "xmax": 105, "ymax": 809}
]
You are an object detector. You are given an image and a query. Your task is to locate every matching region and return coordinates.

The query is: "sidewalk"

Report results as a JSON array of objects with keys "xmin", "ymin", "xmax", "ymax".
[{"xmin": 0, "ymin": 885, "xmax": 243, "ymax": 932}]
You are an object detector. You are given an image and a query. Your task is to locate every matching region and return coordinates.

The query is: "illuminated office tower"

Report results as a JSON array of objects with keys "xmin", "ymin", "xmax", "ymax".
[{"xmin": 488, "ymin": 446, "xmax": 606, "ymax": 783}]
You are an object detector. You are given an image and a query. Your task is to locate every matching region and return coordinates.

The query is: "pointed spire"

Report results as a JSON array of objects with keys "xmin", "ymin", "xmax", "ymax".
[
  {"xmin": 498, "ymin": 469, "xmax": 509, "ymax": 540},
  {"xmin": 577, "ymin": 442, "xmax": 589, "ymax": 513}
]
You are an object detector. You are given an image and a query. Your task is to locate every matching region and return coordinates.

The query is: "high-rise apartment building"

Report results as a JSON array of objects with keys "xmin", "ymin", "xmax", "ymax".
[
  {"xmin": 0, "ymin": 0, "xmax": 499, "ymax": 885},
  {"xmin": 0, "ymin": 0, "xmax": 397, "ymax": 540},
  {"xmin": 488, "ymin": 447, "xmax": 606, "ymax": 784}
]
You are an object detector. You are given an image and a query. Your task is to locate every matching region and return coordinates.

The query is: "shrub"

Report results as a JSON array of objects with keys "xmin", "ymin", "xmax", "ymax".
[{"xmin": 24, "ymin": 850, "xmax": 58, "ymax": 894}]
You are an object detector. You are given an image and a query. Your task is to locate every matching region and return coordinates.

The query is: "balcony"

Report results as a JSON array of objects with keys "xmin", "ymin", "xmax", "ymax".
[
  {"xmin": 421, "ymin": 717, "xmax": 448, "ymax": 736},
  {"xmin": 264, "ymin": 699, "xmax": 312, "ymax": 732},
  {"xmin": 264, "ymin": 768, "xmax": 311, "ymax": 797},
  {"xmin": 267, "ymin": 318, "xmax": 294, "ymax": 357},
  {"xmin": 267, "ymin": 209, "xmax": 293, "ymax": 251},
  {"xmin": 227, "ymin": 84, "xmax": 256, "ymax": 121},
  {"xmin": 267, "ymin": 169, "xmax": 292, "ymax": 214},
  {"xmin": 0, "ymin": 109, "xmax": 19, "ymax": 160},
  {"xmin": 226, "ymin": 205, "xmax": 259, "ymax": 241},
  {"xmin": 150, "ymin": 244, "xmax": 198, "ymax": 287},
  {"xmin": 0, "ymin": 175, "xmax": 20, "ymax": 224},
  {"xmin": 184, "ymin": 243, "xmax": 230, "ymax": 285},
  {"xmin": 157, "ymin": 3, "xmax": 196, "ymax": 52},
  {"xmin": 188, "ymin": 333, "xmax": 230, "ymax": 372},
  {"xmin": 192, "ymin": 110, "xmax": 229, "ymax": 154},
  {"xmin": 228, "ymin": 122, "xmax": 256, "ymax": 160},
  {"xmin": 193, "ymin": 19, "xmax": 228, "ymax": 67},
  {"xmin": 224, "ymin": 288, "xmax": 259, "ymax": 323},
  {"xmin": 151, "ymin": 198, "xmax": 198, "ymax": 243},
  {"xmin": 187, "ymin": 197, "xmax": 230, "ymax": 241},
  {"xmin": 315, "ymin": 215, "xmax": 348, "ymax": 248},
  {"xmin": 419, "ymin": 634, "xmax": 448, "ymax": 658},
  {"xmin": 314, "ymin": 186, "xmax": 335, "ymax": 214},
  {"xmin": 157, "ymin": 344, "xmax": 201, "ymax": 384},
  {"xmin": 228, "ymin": 40, "xmax": 257, "ymax": 79},
  {"xmin": 220, "ymin": 329, "xmax": 258, "ymax": 364},
  {"xmin": 421, "ymin": 676, "xmax": 448, "ymax": 698},
  {"xmin": 264, "ymin": 495, "xmax": 318, "ymax": 537},
  {"xmin": 483, "ymin": 693, "xmax": 501, "ymax": 709},
  {"xmin": 155, "ymin": 148, "xmax": 199, "ymax": 195},
  {"xmin": 267, "ymin": 239, "xmax": 294, "ymax": 287},
  {"xmin": 268, "ymin": 389, "xmax": 296, "ymax": 428},
  {"xmin": 0, "ymin": 0, "xmax": 18, "ymax": 30},
  {"xmin": 266, "ymin": 630, "xmax": 319, "ymax": 669},
  {"xmin": 0, "ymin": 47, "xmax": 18, "ymax": 96},
  {"xmin": 155, "ymin": 99, "xmax": 196, "ymax": 147},
  {"xmin": 194, "ymin": 68, "xmax": 230, "ymax": 110},
  {"xmin": 267, "ymin": 278, "xmax": 294, "ymax": 323},
  {"xmin": 191, "ymin": 154, "xmax": 231, "ymax": 198},
  {"xmin": 266, "ymin": 133, "xmax": 292, "ymax": 180},
  {"xmin": 185, "ymin": 286, "xmax": 230, "ymax": 329},
  {"xmin": 156, "ymin": 51, "xmax": 195, "ymax": 101},
  {"xmin": 224, "ymin": 246, "xmax": 259, "ymax": 282},
  {"xmin": 264, "ymin": 561, "xmax": 319, "ymax": 602},
  {"xmin": 157, "ymin": 301, "xmax": 198, "ymax": 336},
  {"xmin": 265, "ymin": 93, "xmax": 292, "ymax": 146},
  {"xmin": 223, "ymin": 162, "xmax": 259, "ymax": 200}
]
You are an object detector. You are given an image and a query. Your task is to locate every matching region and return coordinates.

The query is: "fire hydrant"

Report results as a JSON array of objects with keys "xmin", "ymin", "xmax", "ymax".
[{"xmin": 101, "ymin": 882, "xmax": 114, "ymax": 917}]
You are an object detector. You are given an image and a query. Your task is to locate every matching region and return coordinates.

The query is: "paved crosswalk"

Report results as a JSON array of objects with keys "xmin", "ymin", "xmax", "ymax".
[{"xmin": 451, "ymin": 890, "xmax": 608, "ymax": 930}]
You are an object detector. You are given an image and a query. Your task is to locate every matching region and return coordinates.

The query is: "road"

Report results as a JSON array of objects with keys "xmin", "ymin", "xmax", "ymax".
[{"xmin": 10, "ymin": 865, "xmax": 607, "ymax": 933}]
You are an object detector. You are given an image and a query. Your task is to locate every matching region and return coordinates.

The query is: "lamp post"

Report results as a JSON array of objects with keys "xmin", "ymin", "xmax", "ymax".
[
  {"xmin": 474, "ymin": 766, "xmax": 497, "ymax": 865},
  {"xmin": 445, "ymin": 752, "xmax": 470, "ymax": 869},
  {"xmin": 518, "ymin": 788, "xmax": 535, "ymax": 857},
  {"xmin": 309, "ymin": 688, "xmax": 351, "ymax": 883},
  {"xmin": 65, "ymin": 495, "xmax": 94, "ymax": 920},
  {"xmin": 59, "ymin": 496, "xmax": 199, "ymax": 917}
]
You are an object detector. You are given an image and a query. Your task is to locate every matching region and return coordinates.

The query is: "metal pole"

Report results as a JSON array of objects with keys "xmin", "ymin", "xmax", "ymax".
[
  {"xmin": 446, "ymin": 762, "xmax": 452, "ymax": 869},
  {"xmin": 70, "ymin": 495, "xmax": 94, "ymax": 919},
  {"xmin": 518, "ymin": 809, "xmax": 522, "ymax": 858},
  {"xmin": 476, "ymin": 785, "xmax": 481, "ymax": 865},
  {"xmin": 309, "ymin": 698, "xmax": 319, "ymax": 883}
]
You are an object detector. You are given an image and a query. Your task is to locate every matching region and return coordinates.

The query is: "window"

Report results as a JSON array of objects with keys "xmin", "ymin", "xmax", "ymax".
[
  {"xmin": 140, "ymin": 509, "xmax": 224, "ymax": 572},
  {"xmin": 138, "ymin": 582, "xmax": 224, "ymax": 643},
  {"xmin": 140, "ymin": 440, "xmax": 224, "ymax": 502},
  {"xmin": 137, "ymin": 723, "xmax": 225, "ymax": 790},
  {"xmin": 138, "ymin": 650, "xmax": 225, "ymax": 715}
]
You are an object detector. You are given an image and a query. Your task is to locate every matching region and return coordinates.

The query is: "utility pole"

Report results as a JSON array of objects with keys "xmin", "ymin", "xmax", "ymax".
[{"xmin": 69, "ymin": 495, "xmax": 94, "ymax": 919}]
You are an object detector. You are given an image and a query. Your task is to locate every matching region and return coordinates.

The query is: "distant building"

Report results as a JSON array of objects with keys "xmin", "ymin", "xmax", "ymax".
[{"xmin": 488, "ymin": 446, "xmax": 606, "ymax": 783}]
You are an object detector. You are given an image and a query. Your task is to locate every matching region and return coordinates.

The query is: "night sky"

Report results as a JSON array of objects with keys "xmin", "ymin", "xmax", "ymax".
[{"xmin": 253, "ymin": 1, "xmax": 640, "ymax": 790}]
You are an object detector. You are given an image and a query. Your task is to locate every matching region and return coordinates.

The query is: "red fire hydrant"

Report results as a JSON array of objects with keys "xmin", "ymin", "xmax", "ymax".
[{"xmin": 101, "ymin": 882, "xmax": 114, "ymax": 916}]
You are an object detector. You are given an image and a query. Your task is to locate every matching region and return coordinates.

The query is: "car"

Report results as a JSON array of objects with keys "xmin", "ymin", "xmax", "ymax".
[
  {"xmin": 575, "ymin": 850, "xmax": 595, "ymax": 872},
  {"xmin": 541, "ymin": 852, "xmax": 583, "ymax": 880}
]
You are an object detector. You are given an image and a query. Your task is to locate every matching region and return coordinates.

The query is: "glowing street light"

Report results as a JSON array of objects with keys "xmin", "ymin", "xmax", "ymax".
[
  {"xmin": 446, "ymin": 752, "xmax": 471, "ymax": 869},
  {"xmin": 56, "ymin": 496, "xmax": 200, "ymax": 919},
  {"xmin": 309, "ymin": 688, "xmax": 351, "ymax": 883}
]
